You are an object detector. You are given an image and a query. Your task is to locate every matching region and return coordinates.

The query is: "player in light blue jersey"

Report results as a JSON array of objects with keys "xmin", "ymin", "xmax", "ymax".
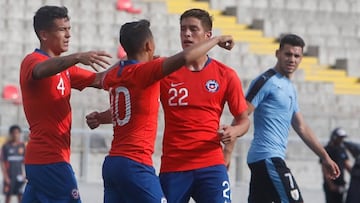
[{"xmin": 245, "ymin": 34, "xmax": 340, "ymax": 203}]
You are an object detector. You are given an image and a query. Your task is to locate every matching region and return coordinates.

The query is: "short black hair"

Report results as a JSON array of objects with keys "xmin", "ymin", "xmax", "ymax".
[
  {"xmin": 119, "ymin": 19, "xmax": 153, "ymax": 57},
  {"xmin": 279, "ymin": 34, "xmax": 305, "ymax": 50},
  {"xmin": 33, "ymin": 5, "xmax": 69, "ymax": 39},
  {"xmin": 180, "ymin": 8, "xmax": 213, "ymax": 31},
  {"xmin": 9, "ymin": 125, "xmax": 21, "ymax": 134}
]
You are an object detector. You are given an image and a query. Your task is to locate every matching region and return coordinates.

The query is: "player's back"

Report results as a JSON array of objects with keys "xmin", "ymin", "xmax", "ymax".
[{"xmin": 103, "ymin": 59, "xmax": 164, "ymax": 166}]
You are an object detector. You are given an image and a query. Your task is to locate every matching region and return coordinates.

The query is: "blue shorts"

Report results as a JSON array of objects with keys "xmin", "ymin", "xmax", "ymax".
[
  {"xmin": 248, "ymin": 158, "xmax": 303, "ymax": 203},
  {"xmin": 22, "ymin": 162, "xmax": 81, "ymax": 203},
  {"xmin": 102, "ymin": 156, "xmax": 166, "ymax": 203},
  {"xmin": 159, "ymin": 164, "xmax": 231, "ymax": 203}
]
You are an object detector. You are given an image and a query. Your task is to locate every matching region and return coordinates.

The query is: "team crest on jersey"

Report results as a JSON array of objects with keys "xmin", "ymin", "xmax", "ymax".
[
  {"xmin": 205, "ymin": 80, "xmax": 219, "ymax": 93},
  {"xmin": 18, "ymin": 147, "xmax": 24, "ymax": 155},
  {"xmin": 290, "ymin": 189, "xmax": 300, "ymax": 200},
  {"xmin": 71, "ymin": 188, "xmax": 80, "ymax": 199}
]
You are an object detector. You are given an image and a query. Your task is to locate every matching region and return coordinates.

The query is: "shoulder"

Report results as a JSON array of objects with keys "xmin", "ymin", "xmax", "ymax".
[
  {"xmin": 22, "ymin": 52, "xmax": 45, "ymax": 63},
  {"xmin": 209, "ymin": 58, "xmax": 239, "ymax": 80},
  {"xmin": 209, "ymin": 58, "xmax": 233, "ymax": 71},
  {"xmin": 1, "ymin": 143, "xmax": 10, "ymax": 150}
]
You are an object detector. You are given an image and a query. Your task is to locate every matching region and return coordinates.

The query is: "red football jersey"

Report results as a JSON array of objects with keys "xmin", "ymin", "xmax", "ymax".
[
  {"xmin": 160, "ymin": 58, "xmax": 247, "ymax": 172},
  {"xmin": 103, "ymin": 58, "xmax": 164, "ymax": 166},
  {"xmin": 20, "ymin": 49, "xmax": 96, "ymax": 164}
]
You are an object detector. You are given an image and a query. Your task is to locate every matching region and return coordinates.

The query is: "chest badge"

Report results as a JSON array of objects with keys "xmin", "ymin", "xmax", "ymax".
[{"xmin": 205, "ymin": 80, "xmax": 219, "ymax": 93}]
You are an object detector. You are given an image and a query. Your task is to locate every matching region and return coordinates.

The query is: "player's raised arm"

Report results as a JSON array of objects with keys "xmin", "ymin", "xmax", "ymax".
[
  {"xmin": 32, "ymin": 51, "xmax": 112, "ymax": 80},
  {"xmin": 162, "ymin": 35, "xmax": 233, "ymax": 76}
]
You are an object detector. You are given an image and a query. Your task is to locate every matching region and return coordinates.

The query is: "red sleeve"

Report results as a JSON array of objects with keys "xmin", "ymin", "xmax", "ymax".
[
  {"xmin": 20, "ymin": 54, "xmax": 44, "ymax": 82},
  {"xmin": 68, "ymin": 66, "xmax": 96, "ymax": 90},
  {"xmin": 226, "ymin": 69, "xmax": 248, "ymax": 116}
]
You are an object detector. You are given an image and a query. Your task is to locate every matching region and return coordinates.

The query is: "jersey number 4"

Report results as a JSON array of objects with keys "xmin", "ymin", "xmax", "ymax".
[{"xmin": 57, "ymin": 77, "xmax": 65, "ymax": 95}]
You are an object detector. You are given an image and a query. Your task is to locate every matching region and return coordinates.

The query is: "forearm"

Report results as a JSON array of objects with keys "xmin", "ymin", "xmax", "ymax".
[
  {"xmin": 224, "ymin": 140, "xmax": 236, "ymax": 157},
  {"xmin": 183, "ymin": 36, "xmax": 222, "ymax": 63},
  {"xmin": 98, "ymin": 109, "xmax": 112, "ymax": 124},
  {"xmin": 33, "ymin": 53, "xmax": 81, "ymax": 79},
  {"xmin": 90, "ymin": 62, "xmax": 119, "ymax": 88},
  {"xmin": 292, "ymin": 113, "xmax": 330, "ymax": 161},
  {"xmin": 162, "ymin": 36, "xmax": 225, "ymax": 76},
  {"xmin": 231, "ymin": 112, "xmax": 250, "ymax": 137},
  {"xmin": 297, "ymin": 125, "xmax": 330, "ymax": 161}
]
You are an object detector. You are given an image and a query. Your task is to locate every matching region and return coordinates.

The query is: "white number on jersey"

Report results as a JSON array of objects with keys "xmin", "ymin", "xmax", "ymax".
[
  {"xmin": 57, "ymin": 77, "xmax": 65, "ymax": 95},
  {"xmin": 168, "ymin": 87, "xmax": 188, "ymax": 106},
  {"xmin": 111, "ymin": 86, "xmax": 131, "ymax": 126},
  {"xmin": 284, "ymin": 172, "xmax": 295, "ymax": 189}
]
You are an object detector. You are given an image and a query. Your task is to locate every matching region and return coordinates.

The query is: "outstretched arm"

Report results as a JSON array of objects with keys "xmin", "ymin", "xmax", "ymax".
[
  {"xmin": 90, "ymin": 61, "xmax": 120, "ymax": 88},
  {"xmin": 292, "ymin": 112, "xmax": 340, "ymax": 180},
  {"xmin": 32, "ymin": 51, "xmax": 112, "ymax": 80},
  {"xmin": 162, "ymin": 35, "xmax": 234, "ymax": 76},
  {"xmin": 220, "ymin": 112, "xmax": 250, "ymax": 169}
]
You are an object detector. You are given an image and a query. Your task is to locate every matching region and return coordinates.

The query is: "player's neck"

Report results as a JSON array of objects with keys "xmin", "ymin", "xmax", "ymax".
[
  {"xmin": 186, "ymin": 55, "xmax": 208, "ymax": 71},
  {"xmin": 129, "ymin": 52, "xmax": 151, "ymax": 63},
  {"xmin": 39, "ymin": 45, "xmax": 59, "ymax": 57}
]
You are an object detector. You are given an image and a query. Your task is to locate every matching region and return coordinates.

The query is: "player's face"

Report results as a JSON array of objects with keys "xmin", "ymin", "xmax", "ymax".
[
  {"xmin": 275, "ymin": 44, "xmax": 303, "ymax": 78},
  {"xmin": 180, "ymin": 17, "xmax": 211, "ymax": 49},
  {"xmin": 10, "ymin": 129, "xmax": 21, "ymax": 142},
  {"xmin": 43, "ymin": 18, "xmax": 71, "ymax": 56}
]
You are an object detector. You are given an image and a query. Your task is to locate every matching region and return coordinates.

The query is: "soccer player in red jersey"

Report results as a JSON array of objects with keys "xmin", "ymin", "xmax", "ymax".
[
  {"xmin": 157, "ymin": 9, "xmax": 250, "ymax": 203},
  {"xmin": 19, "ymin": 6, "xmax": 112, "ymax": 203},
  {"xmin": 85, "ymin": 19, "xmax": 234, "ymax": 202}
]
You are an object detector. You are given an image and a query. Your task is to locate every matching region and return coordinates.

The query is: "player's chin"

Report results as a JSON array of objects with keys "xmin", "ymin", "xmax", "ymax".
[
  {"xmin": 182, "ymin": 43, "xmax": 192, "ymax": 48},
  {"xmin": 62, "ymin": 45, "xmax": 69, "ymax": 51}
]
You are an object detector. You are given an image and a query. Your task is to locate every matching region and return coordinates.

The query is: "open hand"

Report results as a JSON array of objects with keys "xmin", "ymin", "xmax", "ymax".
[{"xmin": 78, "ymin": 51, "xmax": 112, "ymax": 72}]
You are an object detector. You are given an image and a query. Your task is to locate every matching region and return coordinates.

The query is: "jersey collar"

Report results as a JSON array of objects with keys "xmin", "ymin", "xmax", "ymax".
[
  {"xmin": 117, "ymin": 60, "xmax": 138, "ymax": 77},
  {"xmin": 34, "ymin": 48, "xmax": 51, "ymax": 57}
]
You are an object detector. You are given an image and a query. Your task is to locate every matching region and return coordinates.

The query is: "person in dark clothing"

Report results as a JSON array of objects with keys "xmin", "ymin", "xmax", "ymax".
[
  {"xmin": 0, "ymin": 125, "xmax": 26, "ymax": 203},
  {"xmin": 343, "ymin": 141, "xmax": 360, "ymax": 203},
  {"xmin": 322, "ymin": 127, "xmax": 352, "ymax": 203}
]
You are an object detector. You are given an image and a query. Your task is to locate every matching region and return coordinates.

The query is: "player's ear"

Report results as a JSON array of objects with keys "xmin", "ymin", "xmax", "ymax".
[
  {"xmin": 144, "ymin": 39, "xmax": 154, "ymax": 53},
  {"xmin": 39, "ymin": 30, "xmax": 49, "ymax": 42},
  {"xmin": 275, "ymin": 49, "xmax": 280, "ymax": 58},
  {"xmin": 205, "ymin": 31, "xmax": 212, "ymax": 38}
]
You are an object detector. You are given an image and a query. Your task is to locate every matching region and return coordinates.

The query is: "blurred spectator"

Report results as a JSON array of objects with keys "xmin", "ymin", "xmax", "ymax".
[
  {"xmin": 0, "ymin": 125, "xmax": 26, "ymax": 203},
  {"xmin": 343, "ymin": 140, "xmax": 360, "ymax": 203},
  {"xmin": 117, "ymin": 45, "xmax": 127, "ymax": 59},
  {"xmin": 116, "ymin": 0, "xmax": 141, "ymax": 14},
  {"xmin": 322, "ymin": 127, "xmax": 352, "ymax": 203}
]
